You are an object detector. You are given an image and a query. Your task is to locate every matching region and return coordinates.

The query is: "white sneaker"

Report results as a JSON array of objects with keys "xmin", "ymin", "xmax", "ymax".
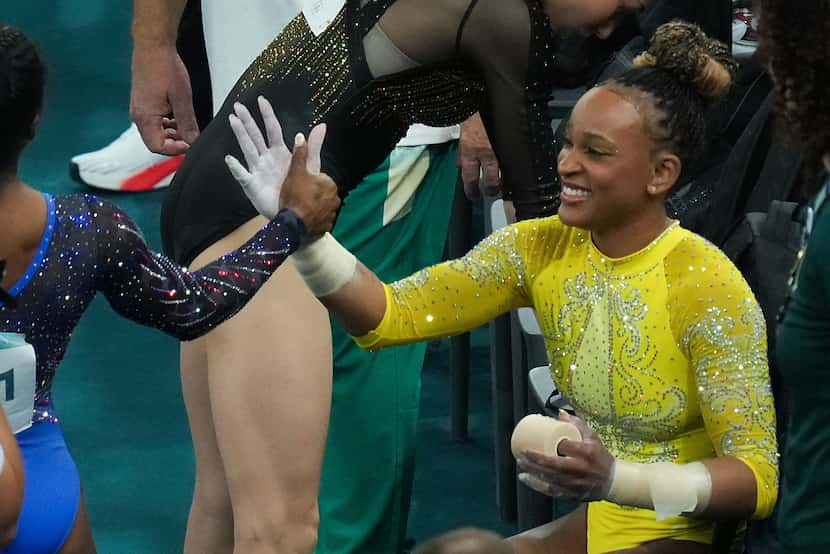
[
  {"xmin": 69, "ymin": 123, "xmax": 183, "ymax": 192},
  {"xmin": 731, "ymin": 7, "xmax": 758, "ymax": 60}
]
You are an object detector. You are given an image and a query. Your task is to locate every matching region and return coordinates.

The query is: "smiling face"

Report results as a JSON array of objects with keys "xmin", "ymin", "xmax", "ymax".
[
  {"xmin": 556, "ymin": 86, "xmax": 680, "ymax": 232},
  {"xmin": 543, "ymin": 0, "xmax": 651, "ymax": 38}
]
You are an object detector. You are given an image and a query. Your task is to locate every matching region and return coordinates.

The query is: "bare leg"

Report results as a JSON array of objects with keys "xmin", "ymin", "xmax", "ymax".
[
  {"xmin": 58, "ymin": 495, "xmax": 96, "ymax": 554},
  {"xmin": 508, "ymin": 503, "xmax": 711, "ymax": 554},
  {"xmin": 184, "ymin": 216, "xmax": 332, "ymax": 554},
  {"xmin": 507, "ymin": 504, "xmax": 588, "ymax": 554},
  {"xmin": 182, "ymin": 336, "xmax": 234, "ymax": 554},
  {"xmin": 612, "ymin": 539, "xmax": 711, "ymax": 553}
]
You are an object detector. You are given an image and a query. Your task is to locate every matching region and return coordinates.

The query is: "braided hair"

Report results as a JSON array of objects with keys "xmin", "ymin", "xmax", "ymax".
[
  {"xmin": 605, "ymin": 21, "xmax": 736, "ymax": 170},
  {"xmin": 758, "ymin": 0, "xmax": 830, "ymax": 194},
  {"xmin": 0, "ymin": 23, "xmax": 46, "ymax": 173}
]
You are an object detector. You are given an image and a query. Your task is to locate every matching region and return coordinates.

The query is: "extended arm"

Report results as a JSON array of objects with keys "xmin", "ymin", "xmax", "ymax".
[
  {"xmin": 96, "ymin": 102, "xmax": 339, "ymax": 340},
  {"xmin": 292, "ymin": 224, "xmax": 533, "ymax": 350},
  {"xmin": 95, "ymin": 201, "xmax": 305, "ymax": 341},
  {"xmin": 224, "ymin": 96, "xmax": 542, "ymax": 348}
]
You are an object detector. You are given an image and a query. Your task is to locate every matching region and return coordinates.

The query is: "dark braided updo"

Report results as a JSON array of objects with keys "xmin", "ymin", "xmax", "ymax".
[
  {"xmin": 606, "ymin": 21, "xmax": 736, "ymax": 169},
  {"xmin": 0, "ymin": 23, "xmax": 46, "ymax": 172},
  {"xmin": 757, "ymin": 0, "xmax": 830, "ymax": 193}
]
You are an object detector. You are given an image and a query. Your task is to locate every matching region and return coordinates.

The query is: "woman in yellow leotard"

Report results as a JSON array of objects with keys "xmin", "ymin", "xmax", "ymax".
[{"xmin": 226, "ymin": 21, "xmax": 778, "ymax": 554}]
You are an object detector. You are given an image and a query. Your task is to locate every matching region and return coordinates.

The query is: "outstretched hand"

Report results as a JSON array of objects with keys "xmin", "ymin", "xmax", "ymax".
[
  {"xmin": 225, "ymin": 96, "xmax": 339, "ymax": 238},
  {"xmin": 516, "ymin": 411, "xmax": 615, "ymax": 502}
]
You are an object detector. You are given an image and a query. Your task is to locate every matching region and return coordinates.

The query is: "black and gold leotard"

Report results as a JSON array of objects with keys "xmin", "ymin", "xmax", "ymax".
[{"xmin": 162, "ymin": 0, "xmax": 562, "ymax": 265}]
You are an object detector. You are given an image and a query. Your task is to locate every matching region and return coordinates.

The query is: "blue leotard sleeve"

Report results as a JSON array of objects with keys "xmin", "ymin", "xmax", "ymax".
[{"xmin": 91, "ymin": 197, "xmax": 304, "ymax": 341}]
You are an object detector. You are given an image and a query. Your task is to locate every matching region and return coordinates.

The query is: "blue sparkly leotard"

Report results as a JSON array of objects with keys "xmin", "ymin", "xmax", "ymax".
[
  {"xmin": 2, "ymin": 193, "xmax": 302, "ymax": 425},
  {"xmin": 0, "ymin": 193, "xmax": 303, "ymax": 553}
]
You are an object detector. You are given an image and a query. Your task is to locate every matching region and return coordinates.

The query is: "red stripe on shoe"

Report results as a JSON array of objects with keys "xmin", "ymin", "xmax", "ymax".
[{"xmin": 120, "ymin": 155, "xmax": 185, "ymax": 192}]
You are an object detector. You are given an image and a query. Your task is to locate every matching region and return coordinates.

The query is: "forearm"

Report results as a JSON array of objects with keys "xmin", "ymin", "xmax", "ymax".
[
  {"xmin": 700, "ymin": 456, "xmax": 760, "ymax": 520},
  {"xmin": 101, "ymin": 209, "xmax": 306, "ymax": 341},
  {"xmin": 607, "ymin": 455, "xmax": 758, "ymax": 521},
  {"xmin": 319, "ymin": 263, "xmax": 387, "ymax": 337},
  {"xmin": 287, "ymin": 231, "xmax": 386, "ymax": 335},
  {"xmin": 132, "ymin": 0, "xmax": 187, "ymax": 47},
  {"xmin": 294, "ymin": 228, "xmax": 531, "ymax": 348}
]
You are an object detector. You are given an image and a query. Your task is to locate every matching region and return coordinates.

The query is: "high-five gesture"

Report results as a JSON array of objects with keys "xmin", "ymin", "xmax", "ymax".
[{"xmin": 225, "ymin": 96, "xmax": 339, "ymax": 238}]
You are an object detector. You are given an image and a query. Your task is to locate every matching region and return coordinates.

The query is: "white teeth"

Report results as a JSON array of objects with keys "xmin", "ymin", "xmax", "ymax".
[{"xmin": 562, "ymin": 185, "xmax": 590, "ymax": 197}]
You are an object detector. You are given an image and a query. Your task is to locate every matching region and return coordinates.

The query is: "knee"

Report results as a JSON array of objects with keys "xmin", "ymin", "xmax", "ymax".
[{"xmin": 234, "ymin": 499, "xmax": 320, "ymax": 554}]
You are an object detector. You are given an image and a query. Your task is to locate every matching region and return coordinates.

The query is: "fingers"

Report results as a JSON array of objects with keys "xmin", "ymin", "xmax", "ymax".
[
  {"xmin": 234, "ymin": 102, "xmax": 268, "ymax": 154},
  {"xmin": 168, "ymin": 78, "xmax": 200, "ymax": 145},
  {"xmin": 229, "ymin": 113, "xmax": 260, "ymax": 169},
  {"xmin": 257, "ymin": 96, "xmax": 290, "ymax": 156},
  {"xmin": 461, "ymin": 161, "xmax": 482, "ymax": 201},
  {"xmin": 559, "ymin": 410, "xmax": 598, "ymax": 441},
  {"xmin": 133, "ymin": 113, "xmax": 186, "ymax": 155},
  {"xmin": 287, "ymin": 133, "xmax": 309, "ymax": 176},
  {"xmin": 518, "ymin": 473, "xmax": 557, "ymax": 496},
  {"xmin": 319, "ymin": 177, "xmax": 341, "ymax": 235},
  {"xmin": 160, "ymin": 138, "xmax": 192, "ymax": 155},
  {"xmin": 520, "ymin": 449, "xmax": 579, "ymax": 474},
  {"xmin": 164, "ymin": 125, "xmax": 185, "ymax": 141},
  {"xmin": 480, "ymin": 159, "xmax": 501, "ymax": 194},
  {"xmin": 517, "ymin": 457, "xmax": 591, "ymax": 500},
  {"xmin": 307, "ymin": 123, "xmax": 327, "ymax": 173},
  {"xmin": 521, "ymin": 439, "xmax": 598, "ymax": 469},
  {"xmin": 224, "ymin": 155, "xmax": 253, "ymax": 187}
]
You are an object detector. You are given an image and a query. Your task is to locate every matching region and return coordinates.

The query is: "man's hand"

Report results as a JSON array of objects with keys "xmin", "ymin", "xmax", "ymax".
[
  {"xmin": 130, "ymin": 44, "xmax": 199, "ymax": 155},
  {"xmin": 458, "ymin": 113, "xmax": 501, "ymax": 200},
  {"xmin": 226, "ymin": 96, "xmax": 338, "ymax": 238}
]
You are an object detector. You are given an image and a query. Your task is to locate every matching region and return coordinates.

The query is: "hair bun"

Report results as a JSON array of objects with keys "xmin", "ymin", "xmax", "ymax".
[{"xmin": 636, "ymin": 21, "xmax": 737, "ymax": 100}]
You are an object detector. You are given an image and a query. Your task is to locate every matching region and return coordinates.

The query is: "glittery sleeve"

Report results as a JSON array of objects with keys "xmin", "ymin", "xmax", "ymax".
[
  {"xmin": 355, "ymin": 221, "xmax": 549, "ymax": 350},
  {"xmin": 669, "ymin": 244, "xmax": 779, "ymax": 519},
  {"xmin": 90, "ymin": 197, "xmax": 303, "ymax": 341}
]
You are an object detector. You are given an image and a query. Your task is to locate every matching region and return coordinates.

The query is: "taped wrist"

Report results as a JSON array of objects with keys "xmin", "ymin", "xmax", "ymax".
[
  {"xmin": 606, "ymin": 460, "xmax": 712, "ymax": 521},
  {"xmin": 292, "ymin": 233, "xmax": 357, "ymax": 297},
  {"xmin": 0, "ymin": 443, "xmax": 4, "ymax": 476}
]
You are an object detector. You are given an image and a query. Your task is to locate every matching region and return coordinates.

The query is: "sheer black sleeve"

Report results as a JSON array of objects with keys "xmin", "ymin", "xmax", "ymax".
[
  {"xmin": 373, "ymin": 0, "xmax": 560, "ymax": 219},
  {"xmin": 461, "ymin": 0, "xmax": 559, "ymax": 218},
  {"xmin": 91, "ymin": 197, "xmax": 303, "ymax": 341}
]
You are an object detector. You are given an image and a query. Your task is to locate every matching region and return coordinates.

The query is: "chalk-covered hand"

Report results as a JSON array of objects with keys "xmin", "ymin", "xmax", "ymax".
[{"xmin": 225, "ymin": 96, "xmax": 326, "ymax": 220}]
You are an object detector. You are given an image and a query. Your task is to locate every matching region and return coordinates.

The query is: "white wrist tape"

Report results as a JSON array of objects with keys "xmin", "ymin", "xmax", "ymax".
[
  {"xmin": 0, "ymin": 443, "xmax": 4, "ymax": 476},
  {"xmin": 607, "ymin": 460, "xmax": 712, "ymax": 521},
  {"xmin": 292, "ymin": 232, "xmax": 358, "ymax": 297}
]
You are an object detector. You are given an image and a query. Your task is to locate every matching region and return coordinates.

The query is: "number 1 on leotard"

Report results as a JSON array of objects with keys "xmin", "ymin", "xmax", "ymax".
[{"xmin": 0, "ymin": 369, "xmax": 14, "ymax": 401}]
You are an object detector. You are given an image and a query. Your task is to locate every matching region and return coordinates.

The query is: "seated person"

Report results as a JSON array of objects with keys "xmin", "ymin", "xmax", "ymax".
[{"xmin": 227, "ymin": 21, "xmax": 778, "ymax": 554}]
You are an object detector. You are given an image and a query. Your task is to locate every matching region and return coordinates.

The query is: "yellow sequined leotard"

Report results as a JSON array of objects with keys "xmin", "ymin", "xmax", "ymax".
[{"xmin": 356, "ymin": 217, "xmax": 778, "ymax": 553}]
